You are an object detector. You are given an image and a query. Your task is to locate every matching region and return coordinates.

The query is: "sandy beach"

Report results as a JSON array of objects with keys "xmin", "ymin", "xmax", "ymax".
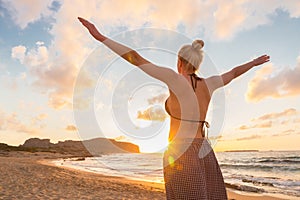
[{"xmin": 0, "ymin": 152, "xmax": 286, "ymax": 200}]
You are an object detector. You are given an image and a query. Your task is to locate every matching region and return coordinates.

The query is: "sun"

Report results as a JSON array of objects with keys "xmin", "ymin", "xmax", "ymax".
[
  {"xmin": 134, "ymin": 124, "xmax": 169, "ymax": 153},
  {"xmin": 136, "ymin": 135, "xmax": 169, "ymax": 153}
]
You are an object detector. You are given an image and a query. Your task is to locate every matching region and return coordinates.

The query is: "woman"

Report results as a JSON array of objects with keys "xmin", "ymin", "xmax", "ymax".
[{"xmin": 78, "ymin": 17, "xmax": 270, "ymax": 199}]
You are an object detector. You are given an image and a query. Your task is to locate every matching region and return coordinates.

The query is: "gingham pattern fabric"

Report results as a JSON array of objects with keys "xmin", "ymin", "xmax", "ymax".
[{"xmin": 163, "ymin": 138, "xmax": 227, "ymax": 200}]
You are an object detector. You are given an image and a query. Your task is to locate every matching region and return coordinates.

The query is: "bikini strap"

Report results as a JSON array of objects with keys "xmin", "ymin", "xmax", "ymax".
[
  {"xmin": 167, "ymin": 113, "xmax": 210, "ymax": 127},
  {"xmin": 189, "ymin": 73, "xmax": 201, "ymax": 92},
  {"xmin": 171, "ymin": 114, "xmax": 210, "ymax": 138}
]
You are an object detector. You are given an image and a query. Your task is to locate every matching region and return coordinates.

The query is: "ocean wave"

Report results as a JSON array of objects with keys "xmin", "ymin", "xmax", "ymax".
[
  {"xmin": 259, "ymin": 156, "xmax": 300, "ymax": 160},
  {"xmin": 242, "ymin": 178, "xmax": 274, "ymax": 187},
  {"xmin": 258, "ymin": 159, "xmax": 300, "ymax": 164},
  {"xmin": 219, "ymin": 163, "xmax": 300, "ymax": 171},
  {"xmin": 225, "ymin": 182, "xmax": 264, "ymax": 193}
]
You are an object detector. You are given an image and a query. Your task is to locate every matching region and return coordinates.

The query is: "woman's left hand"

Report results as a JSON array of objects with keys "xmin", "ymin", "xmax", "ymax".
[
  {"xmin": 252, "ymin": 55, "xmax": 270, "ymax": 66},
  {"xmin": 78, "ymin": 17, "xmax": 103, "ymax": 40}
]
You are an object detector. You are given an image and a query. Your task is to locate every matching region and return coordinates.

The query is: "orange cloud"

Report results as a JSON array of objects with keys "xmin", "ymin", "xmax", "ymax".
[
  {"xmin": 11, "ymin": 41, "xmax": 93, "ymax": 109},
  {"xmin": 255, "ymin": 121, "xmax": 272, "ymax": 128},
  {"xmin": 0, "ymin": 111, "xmax": 39, "ymax": 135},
  {"xmin": 254, "ymin": 108, "xmax": 297, "ymax": 121},
  {"xmin": 238, "ymin": 121, "xmax": 272, "ymax": 130},
  {"xmin": 114, "ymin": 135, "xmax": 130, "ymax": 142},
  {"xmin": 137, "ymin": 106, "xmax": 167, "ymax": 121},
  {"xmin": 247, "ymin": 58, "xmax": 300, "ymax": 102},
  {"xmin": 65, "ymin": 125, "xmax": 77, "ymax": 131},
  {"xmin": 239, "ymin": 125, "xmax": 249, "ymax": 130},
  {"xmin": 272, "ymin": 129, "xmax": 296, "ymax": 137},
  {"xmin": 213, "ymin": 1, "xmax": 246, "ymax": 40},
  {"xmin": 147, "ymin": 93, "xmax": 168, "ymax": 105},
  {"xmin": 236, "ymin": 134, "xmax": 262, "ymax": 141},
  {"xmin": 294, "ymin": 118, "xmax": 300, "ymax": 123},
  {"xmin": 234, "ymin": 129, "xmax": 298, "ymax": 141},
  {"xmin": 36, "ymin": 113, "xmax": 48, "ymax": 120},
  {"xmin": 30, "ymin": 113, "xmax": 48, "ymax": 128},
  {"xmin": 208, "ymin": 135, "xmax": 223, "ymax": 141},
  {"xmin": 238, "ymin": 108, "xmax": 298, "ymax": 131}
]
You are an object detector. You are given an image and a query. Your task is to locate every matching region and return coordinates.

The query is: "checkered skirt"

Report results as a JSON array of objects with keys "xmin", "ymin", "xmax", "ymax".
[{"xmin": 163, "ymin": 138, "xmax": 227, "ymax": 200}]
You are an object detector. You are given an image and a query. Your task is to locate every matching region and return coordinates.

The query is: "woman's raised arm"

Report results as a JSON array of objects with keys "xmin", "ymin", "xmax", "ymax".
[
  {"xmin": 78, "ymin": 17, "xmax": 177, "ymax": 86},
  {"xmin": 206, "ymin": 55, "xmax": 270, "ymax": 92}
]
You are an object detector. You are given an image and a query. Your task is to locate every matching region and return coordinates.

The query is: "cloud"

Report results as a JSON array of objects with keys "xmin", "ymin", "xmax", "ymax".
[
  {"xmin": 238, "ymin": 108, "xmax": 298, "ymax": 130},
  {"xmin": 5, "ymin": 0, "xmax": 300, "ymax": 40},
  {"xmin": 65, "ymin": 125, "xmax": 77, "ymax": 131},
  {"xmin": 6, "ymin": 0, "xmax": 300, "ymax": 110},
  {"xmin": 147, "ymin": 93, "xmax": 168, "ymax": 105},
  {"xmin": 0, "ymin": 111, "xmax": 39, "ymax": 135},
  {"xmin": 11, "ymin": 45, "xmax": 27, "ymax": 62},
  {"xmin": 235, "ymin": 128, "xmax": 298, "ymax": 141},
  {"xmin": 255, "ymin": 121, "xmax": 272, "ymax": 128},
  {"xmin": 239, "ymin": 125, "xmax": 249, "ymax": 130},
  {"xmin": 294, "ymin": 118, "xmax": 300, "ymax": 123},
  {"xmin": 236, "ymin": 134, "xmax": 262, "ymax": 141},
  {"xmin": 272, "ymin": 129, "xmax": 295, "ymax": 137},
  {"xmin": 114, "ymin": 135, "xmax": 130, "ymax": 142},
  {"xmin": 12, "ymin": 43, "xmax": 48, "ymax": 66},
  {"xmin": 1, "ymin": 0, "xmax": 55, "ymax": 29},
  {"xmin": 30, "ymin": 113, "xmax": 48, "ymax": 128},
  {"xmin": 254, "ymin": 108, "xmax": 297, "ymax": 121},
  {"xmin": 1, "ymin": 75, "xmax": 18, "ymax": 90},
  {"xmin": 11, "ymin": 41, "xmax": 93, "ymax": 109},
  {"xmin": 212, "ymin": 1, "xmax": 246, "ymax": 39},
  {"xmin": 3, "ymin": 0, "xmax": 300, "ymax": 39},
  {"xmin": 137, "ymin": 106, "xmax": 167, "ymax": 121},
  {"xmin": 208, "ymin": 135, "xmax": 223, "ymax": 141},
  {"xmin": 238, "ymin": 121, "xmax": 272, "ymax": 130},
  {"xmin": 235, "ymin": 108, "xmax": 300, "ymax": 139},
  {"xmin": 247, "ymin": 57, "xmax": 300, "ymax": 102}
]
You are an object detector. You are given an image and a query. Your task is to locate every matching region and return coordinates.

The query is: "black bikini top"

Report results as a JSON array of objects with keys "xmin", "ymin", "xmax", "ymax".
[{"xmin": 165, "ymin": 73, "xmax": 210, "ymax": 130}]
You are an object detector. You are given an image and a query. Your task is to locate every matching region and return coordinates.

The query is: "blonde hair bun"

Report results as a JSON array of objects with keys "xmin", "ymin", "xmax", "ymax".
[
  {"xmin": 178, "ymin": 39, "xmax": 205, "ymax": 72},
  {"xmin": 192, "ymin": 39, "xmax": 204, "ymax": 51}
]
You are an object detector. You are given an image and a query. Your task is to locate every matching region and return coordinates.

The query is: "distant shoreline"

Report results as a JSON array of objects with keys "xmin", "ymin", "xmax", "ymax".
[
  {"xmin": 0, "ymin": 137, "xmax": 140, "ymax": 157},
  {"xmin": 224, "ymin": 150, "xmax": 259, "ymax": 152}
]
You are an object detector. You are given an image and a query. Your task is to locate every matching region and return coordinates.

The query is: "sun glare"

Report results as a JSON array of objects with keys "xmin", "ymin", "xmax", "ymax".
[{"xmin": 131, "ymin": 124, "xmax": 170, "ymax": 153}]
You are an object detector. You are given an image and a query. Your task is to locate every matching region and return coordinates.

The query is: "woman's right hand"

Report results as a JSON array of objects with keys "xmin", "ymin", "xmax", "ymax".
[{"xmin": 78, "ymin": 17, "xmax": 104, "ymax": 41}]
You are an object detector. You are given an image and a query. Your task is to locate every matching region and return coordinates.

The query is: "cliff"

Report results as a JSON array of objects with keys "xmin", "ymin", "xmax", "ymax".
[
  {"xmin": 1, "ymin": 137, "xmax": 140, "ymax": 157},
  {"xmin": 82, "ymin": 138, "xmax": 140, "ymax": 155},
  {"xmin": 22, "ymin": 138, "xmax": 53, "ymax": 148}
]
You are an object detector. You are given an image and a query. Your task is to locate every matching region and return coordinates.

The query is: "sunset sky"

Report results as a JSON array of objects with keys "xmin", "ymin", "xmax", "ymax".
[{"xmin": 0, "ymin": 0, "xmax": 300, "ymax": 152}]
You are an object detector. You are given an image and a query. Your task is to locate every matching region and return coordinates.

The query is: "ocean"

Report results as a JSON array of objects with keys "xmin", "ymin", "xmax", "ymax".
[{"xmin": 54, "ymin": 151, "xmax": 300, "ymax": 199}]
